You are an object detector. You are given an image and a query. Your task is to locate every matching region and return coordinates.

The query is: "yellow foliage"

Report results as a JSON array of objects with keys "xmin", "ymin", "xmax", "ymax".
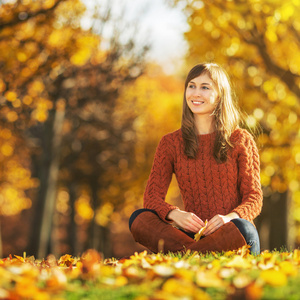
[
  {"xmin": 0, "ymin": 123, "xmax": 37, "ymax": 216},
  {"xmin": 6, "ymin": 111, "xmax": 18, "ymax": 122},
  {"xmin": 0, "ymin": 0, "xmax": 101, "ymax": 219},
  {"xmin": 28, "ymin": 80, "xmax": 45, "ymax": 97},
  {"xmin": 226, "ymin": 255, "xmax": 252, "ymax": 269},
  {"xmin": 5, "ymin": 91, "xmax": 18, "ymax": 102},
  {"xmin": 162, "ymin": 278, "xmax": 210, "ymax": 299},
  {"xmin": 95, "ymin": 202, "xmax": 114, "ymax": 227},
  {"xmin": 48, "ymin": 28, "xmax": 73, "ymax": 48},
  {"xmin": 0, "ymin": 185, "xmax": 32, "ymax": 215},
  {"xmin": 1, "ymin": 143, "xmax": 13, "ymax": 157},
  {"xmin": 75, "ymin": 193, "xmax": 94, "ymax": 221},
  {"xmin": 279, "ymin": 261, "xmax": 298, "ymax": 276},
  {"xmin": 0, "ymin": 129, "xmax": 12, "ymax": 139},
  {"xmin": 260, "ymin": 269, "xmax": 287, "ymax": 286},
  {"xmin": 43, "ymin": 0, "xmax": 56, "ymax": 9},
  {"xmin": 70, "ymin": 48, "xmax": 92, "ymax": 66},
  {"xmin": 196, "ymin": 270, "xmax": 225, "ymax": 288},
  {"xmin": 0, "ymin": 79, "xmax": 6, "ymax": 93},
  {"xmin": 23, "ymin": 95, "xmax": 33, "ymax": 105}
]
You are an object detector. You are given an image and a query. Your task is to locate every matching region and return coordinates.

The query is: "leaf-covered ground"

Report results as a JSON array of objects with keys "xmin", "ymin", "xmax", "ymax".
[{"xmin": 1, "ymin": 246, "xmax": 300, "ymax": 299}]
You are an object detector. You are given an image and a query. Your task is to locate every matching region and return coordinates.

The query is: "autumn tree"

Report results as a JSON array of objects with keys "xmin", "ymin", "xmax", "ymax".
[
  {"xmin": 171, "ymin": 0, "xmax": 300, "ymax": 249},
  {"xmin": 0, "ymin": 0, "xmax": 147, "ymax": 258}
]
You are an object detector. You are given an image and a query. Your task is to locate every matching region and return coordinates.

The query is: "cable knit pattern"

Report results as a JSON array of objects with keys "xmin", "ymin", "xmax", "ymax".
[{"xmin": 143, "ymin": 128, "xmax": 263, "ymax": 223}]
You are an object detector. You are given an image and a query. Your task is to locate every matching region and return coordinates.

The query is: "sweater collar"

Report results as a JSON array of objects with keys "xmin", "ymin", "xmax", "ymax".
[{"xmin": 197, "ymin": 131, "xmax": 216, "ymax": 141}]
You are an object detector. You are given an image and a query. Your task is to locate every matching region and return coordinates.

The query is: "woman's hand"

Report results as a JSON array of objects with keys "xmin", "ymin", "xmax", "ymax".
[
  {"xmin": 167, "ymin": 209, "xmax": 205, "ymax": 233},
  {"xmin": 203, "ymin": 212, "xmax": 239, "ymax": 236}
]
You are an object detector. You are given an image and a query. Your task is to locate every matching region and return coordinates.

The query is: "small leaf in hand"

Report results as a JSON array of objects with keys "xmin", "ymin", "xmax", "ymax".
[{"xmin": 194, "ymin": 220, "xmax": 208, "ymax": 241}]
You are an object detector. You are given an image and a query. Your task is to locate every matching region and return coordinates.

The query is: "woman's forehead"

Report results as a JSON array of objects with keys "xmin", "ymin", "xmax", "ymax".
[{"xmin": 189, "ymin": 73, "xmax": 213, "ymax": 83}]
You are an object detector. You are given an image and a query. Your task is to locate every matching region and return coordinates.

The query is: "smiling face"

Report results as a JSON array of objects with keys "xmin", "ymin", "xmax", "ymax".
[{"xmin": 185, "ymin": 72, "xmax": 219, "ymax": 117}]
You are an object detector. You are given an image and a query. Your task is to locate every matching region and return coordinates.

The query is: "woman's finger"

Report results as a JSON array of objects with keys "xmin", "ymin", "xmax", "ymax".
[
  {"xmin": 204, "ymin": 221, "xmax": 220, "ymax": 235},
  {"xmin": 188, "ymin": 220, "xmax": 202, "ymax": 233},
  {"xmin": 191, "ymin": 214, "xmax": 205, "ymax": 226}
]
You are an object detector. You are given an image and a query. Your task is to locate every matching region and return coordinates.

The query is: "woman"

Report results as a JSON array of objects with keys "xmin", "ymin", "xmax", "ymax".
[{"xmin": 129, "ymin": 63, "xmax": 263, "ymax": 255}]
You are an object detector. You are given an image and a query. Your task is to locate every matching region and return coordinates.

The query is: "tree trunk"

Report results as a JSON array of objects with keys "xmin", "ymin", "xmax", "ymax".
[
  {"xmin": 67, "ymin": 182, "xmax": 77, "ymax": 255},
  {"xmin": 27, "ymin": 118, "xmax": 53, "ymax": 257},
  {"xmin": 0, "ymin": 218, "xmax": 2, "ymax": 258},
  {"xmin": 37, "ymin": 104, "xmax": 65, "ymax": 259},
  {"xmin": 85, "ymin": 177, "xmax": 112, "ymax": 257},
  {"xmin": 256, "ymin": 191, "xmax": 290, "ymax": 251},
  {"xmin": 99, "ymin": 225, "xmax": 112, "ymax": 258},
  {"xmin": 87, "ymin": 177, "xmax": 98, "ymax": 250}
]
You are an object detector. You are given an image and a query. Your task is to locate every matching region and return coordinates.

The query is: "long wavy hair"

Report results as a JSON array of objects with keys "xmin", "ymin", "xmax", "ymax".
[{"xmin": 181, "ymin": 63, "xmax": 241, "ymax": 162}]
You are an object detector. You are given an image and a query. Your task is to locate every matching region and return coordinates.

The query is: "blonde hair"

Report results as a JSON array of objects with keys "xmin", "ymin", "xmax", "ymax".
[{"xmin": 181, "ymin": 63, "xmax": 241, "ymax": 162}]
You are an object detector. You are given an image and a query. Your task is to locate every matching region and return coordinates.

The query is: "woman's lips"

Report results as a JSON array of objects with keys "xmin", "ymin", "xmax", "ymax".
[{"xmin": 191, "ymin": 100, "xmax": 204, "ymax": 105}]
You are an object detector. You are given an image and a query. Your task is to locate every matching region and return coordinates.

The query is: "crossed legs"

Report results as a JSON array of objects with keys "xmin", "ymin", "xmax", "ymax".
[{"xmin": 129, "ymin": 209, "xmax": 260, "ymax": 254}]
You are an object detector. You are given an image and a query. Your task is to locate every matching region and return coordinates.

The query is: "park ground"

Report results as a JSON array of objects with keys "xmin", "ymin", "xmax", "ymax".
[{"xmin": 1, "ymin": 246, "xmax": 300, "ymax": 299}]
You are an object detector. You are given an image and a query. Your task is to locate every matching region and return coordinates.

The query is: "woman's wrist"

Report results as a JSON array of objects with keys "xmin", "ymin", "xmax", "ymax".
[
  {"xmin": 226, "ymin": 212, "xmax": 240, "ymax": 221},
  {"xmin": 167, "ymin": 209, "xmax": 181, "ymax": 221}
]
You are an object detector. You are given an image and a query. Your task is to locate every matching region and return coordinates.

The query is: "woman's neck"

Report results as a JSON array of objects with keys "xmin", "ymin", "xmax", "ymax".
[{"xmin": 194, "ymin": 115, "xmax": 215, "ymax": 135}]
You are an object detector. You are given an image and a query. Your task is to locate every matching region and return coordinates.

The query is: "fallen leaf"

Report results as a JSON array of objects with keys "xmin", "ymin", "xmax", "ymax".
[
  {"xmin": 196, "ymin": 270, "xmax": 226, "ymax": 288},
  {"xmin": 225, "ymin": 256, "xmax": 252, "ymax": 269},
  {"xmin": 194, "ymin": 220, "xmax": 208, "ymax": 241},
  {"xmin": 152, "ymin": 264, "xmax": 175, "ymax": 277},
  {"xmin": 279, "ymin": 261, "xmax": 297, "ymax": 276},
  {"xmin": 260, "ymin": 269, "xmax": 287, "ymax": 286},
  {"xmin": 233, "ymin": 274, "xmax": 252, "ymax": 288},
  {"xmin": 245, "ymin": 282, "xmax": 263, "ymax": 300}
]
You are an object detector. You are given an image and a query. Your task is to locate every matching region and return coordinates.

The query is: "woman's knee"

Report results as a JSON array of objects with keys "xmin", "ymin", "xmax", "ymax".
[
  {"xmin": 129, "ymin": 208, "xmax": 158, "ymax": 231},
  {"xmin": 230, "ymin": 218, "xmax": 260, "ymax": 254}
]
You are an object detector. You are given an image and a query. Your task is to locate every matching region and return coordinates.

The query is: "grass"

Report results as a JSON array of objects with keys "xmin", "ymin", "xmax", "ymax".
[{"xmin": 1, "ymin": 247, "xmax": 300, "ymax": 299}]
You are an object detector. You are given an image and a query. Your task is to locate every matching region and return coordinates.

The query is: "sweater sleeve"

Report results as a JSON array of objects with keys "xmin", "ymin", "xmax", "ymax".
[
  {"xmin": 143, "ymin": 134, "xmax": 179, "ymax": 222},
  {"xmin": 232, "ymin": 131, "xmax": 263, "ymax": 222}
]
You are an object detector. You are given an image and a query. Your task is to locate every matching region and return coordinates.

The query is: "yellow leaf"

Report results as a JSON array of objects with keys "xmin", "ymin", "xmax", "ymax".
[
  {"xmin": 58, "ymin": 254, "xmax": 74, "ymax": 267},
  {"xmin": 196, "ymin": 270, "xmax": 225, "ymax": 288},
  {"xmin": 32, "ymin": 109, "xmax": 48, "ymax": 123},
  {"xmin": 115, "ymin": 276, "xmax": 128, "ymax": 286},
  {"xmin": 0, "ymin": 129, "xmax": 12, "ymax": 139},
  {"xmin": 219, "ymin": 267, "xmax": 236, "ymax": 279},
  {"xmin": 233, "ymin": 274, "xmax": 252, "ymax": 288},
  {"xmin": 162, "ymin": 278, "xmax": 196, "ymax": 297},
  {"xmin": 174, "ymin": 268, "xmax": 194, "ymax": 281},
  {"xmin": 152, "ymin": 264, "xmax": 175, "ymax": 277},
  {"xmin": 6, "ymin": 111, "xmax": 18, "ymax": 122},
  {"xmin": 236, "ymin": 244, "xmax": 251, "ymax": 257},
  {"xmin": 194, "ymin": 220, "xmax": 208, "ymax": 241},
  {"xmin": 122, "ymin": 266, "xmax": 141, "ymax": 279},
  {"xmin": 17, "ymin": 52, "xmax": 28, "ymax": 62},
  {"xmin": 260, "ymin": 270, "xmax": 287, "ymax": 286},
  {"xmin": 70, "ymin": 48, "xmax": 92, "ymax": 66},
  {"xmin": 279, "ymin": 261, "xmax": 297, "ymax": 276},
  {"xmin": 0, "ymin": 288, "xmax": 9, "ymax": 299},
  {"xmin": 23, "ymin": 95, "xmax": 32, "ymax": 105},
  {"xmin": 4, "ymin": 91, "xmax": 17, "ymax": 102},
  {"xmin": 1, "ymin": 143, "xmax": 13, "ymax": 156},
  {"xmin": 48, "ymin": 29, "xmax": 71, "ymax": 48},
  {"xmin": 14, "ymin": 255, "xmax": 25, "ymax": 263},
  {"xmin": 245, "ymin": 283, "xmax": 263, "ymax": 300},
  {"xmin": 293, "ymin": 249, "xmax": 300, "ymax": 261},
  {"xmin": 0, "ymin": 79, "xmax": 6, "ymax": 93},
  {"xmin": 225, "ymin": 256, "xmax": 252, "ymax": 269}
]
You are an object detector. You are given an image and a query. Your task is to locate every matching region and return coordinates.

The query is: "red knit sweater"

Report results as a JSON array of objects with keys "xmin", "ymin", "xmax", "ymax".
[{"xmin": 144, "ymin": 128, "xmax": 263, "ymax": 224}]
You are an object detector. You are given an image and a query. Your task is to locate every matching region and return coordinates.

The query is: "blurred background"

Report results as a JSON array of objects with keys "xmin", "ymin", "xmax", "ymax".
[{"xmin": 0, "ymin": 0, "xmax": 300, "ymax": 259}]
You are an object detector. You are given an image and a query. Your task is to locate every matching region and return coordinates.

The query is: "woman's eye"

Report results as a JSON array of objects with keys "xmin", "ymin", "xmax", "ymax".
[
  {"xmin": 188, "ymin": 84, "xmax": 195, "ymax": 89},
  {"xmin": 202, "ymin": 86, "xmax": 209, "ymax": 90}
]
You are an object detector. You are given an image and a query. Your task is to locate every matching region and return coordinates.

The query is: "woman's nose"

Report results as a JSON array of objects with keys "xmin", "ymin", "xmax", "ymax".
[{"xmin": 192, "ymin": 88, "xmax": 202, "ymax": 97}]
